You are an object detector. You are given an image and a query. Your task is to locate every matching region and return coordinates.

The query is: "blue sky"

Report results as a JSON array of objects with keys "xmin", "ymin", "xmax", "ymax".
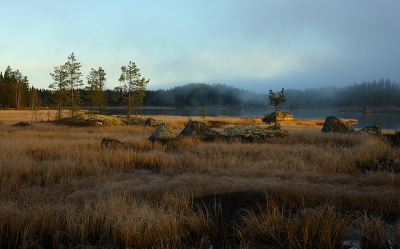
[{"xmin": 1, "ymin": 1, "xmax": 400, "ymax": 93}]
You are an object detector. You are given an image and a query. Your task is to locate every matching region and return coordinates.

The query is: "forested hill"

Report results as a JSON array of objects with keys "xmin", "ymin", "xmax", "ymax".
[
  {"xmin": 144, "ymin": 79, "xmax": 400, "ymax": 108},
  {"xmin": 144, "ymin": 83, "xmax": 267, "ymax": 107}
]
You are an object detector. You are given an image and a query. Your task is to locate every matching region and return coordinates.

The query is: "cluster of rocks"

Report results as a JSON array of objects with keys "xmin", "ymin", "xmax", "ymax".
[
  {"xmin": 102, "ymin": 119, "xmax": 289, "ymax": 147},
  {"xmin": 321, "ymin": 116, "xmax": 382, "ymax": 135},
  {"xmin": 149, "ymin": 119, "xmax": 289, "ymax": 142}
]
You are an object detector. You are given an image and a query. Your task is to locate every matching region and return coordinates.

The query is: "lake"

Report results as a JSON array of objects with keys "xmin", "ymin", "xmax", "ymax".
[{"xmin": 105, "ymin": 107, "xmax": 400, "ymax": 130}]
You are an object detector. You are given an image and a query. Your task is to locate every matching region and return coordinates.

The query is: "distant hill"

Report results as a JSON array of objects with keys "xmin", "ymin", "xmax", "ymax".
[{"xmin": 143, "ymin": 79, "xmax": 400, "ymax": 108}]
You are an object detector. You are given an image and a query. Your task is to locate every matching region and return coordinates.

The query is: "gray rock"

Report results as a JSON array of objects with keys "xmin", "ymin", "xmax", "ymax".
[
  {"xmin": 149, "ymin": 122, "xmax": 176, "ymax": 141},
  {"xmin": 179, "ymin": 120, "xmax": 219, "ymax": 138},
  {"xmin": 321, "ymin": 116, "xmax": 355, "ymax": 133},
  {"xmin": 358, "ymin": 126, "xmax": 381, "ymax": 135},
  {"xmin": 100, "ymin": 137, "xmax": 124, "ymax": 149},
  {"xmin": 220, "ymin": 125, "xmax": 289, "ymax": 139}
]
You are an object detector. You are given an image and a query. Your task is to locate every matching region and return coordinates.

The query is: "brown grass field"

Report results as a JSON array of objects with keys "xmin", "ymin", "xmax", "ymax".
[{"xmin": 1, "ymin": 109, "xmax": 400, "ymax": 248}]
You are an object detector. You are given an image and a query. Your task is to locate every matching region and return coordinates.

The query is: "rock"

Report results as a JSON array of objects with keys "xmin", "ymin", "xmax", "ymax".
[
  {"xmin": 358, "ymin": 126, "xmax": 381, "ymax": 135},
  {"xmin": 100, "ymin": 137, "xmax": 124, "ymax": 149},
  {"xmin": 144, "ymin": 117, "xmax": 158, "ymax": 126},
  {"xmin": 262, "ymin": 111, "xmax": 294, "ymax": 123},
  {"xmin": 179, "ymin": 120, "xmax": 219, "ymax": 139},
  {"xmin": 148, "ymin": 122, "xmax": 176, "ymax": 141},
  {"xmin": 219, "ymin": 125, "xmax": 288, "ymax": 140},
  {"xmin": 363, "ymin": 106, "xmax": 373, "ymax": 113},
  {"xmin": 12, "ymin": 122, "xmax": 31, "ymax": 127},
  {"xmin": 190, "ymin": 190, "xmax": 269, "ymax": 226},
  {"xmin": 321, "ymin": 116, "xmax": 355, "ymax": 133}
]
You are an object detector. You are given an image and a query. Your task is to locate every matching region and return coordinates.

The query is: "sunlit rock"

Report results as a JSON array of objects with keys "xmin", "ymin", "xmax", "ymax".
[{"xmin": 262, "ymin": 111, "xmax": 294, "ymax": 124}]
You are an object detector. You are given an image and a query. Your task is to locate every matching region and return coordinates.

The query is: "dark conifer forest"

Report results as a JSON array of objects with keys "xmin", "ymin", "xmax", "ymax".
[{"xmin": 1, "ymin": 67, "xmax": 399, "ymax": 109}]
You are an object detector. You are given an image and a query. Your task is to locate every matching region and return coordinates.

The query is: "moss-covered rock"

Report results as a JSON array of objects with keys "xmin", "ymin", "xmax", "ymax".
[
  {"xmin": 358, "ymin": 126, "xmax": 381, "ymax": 135},
  {"xmin": 219, "ymin": 125, "xmax": 288, "ymax": 139},
  {"xmin": 321, "ymin": 116, "xmax": 355, "ymax": 133},
  {"xmin": 179, "ymin": 120, "xmax": 219, "ymax": 139},
  {"xmin": 149, "ymin": 122, "xmax": 176, "ymax": 141}
]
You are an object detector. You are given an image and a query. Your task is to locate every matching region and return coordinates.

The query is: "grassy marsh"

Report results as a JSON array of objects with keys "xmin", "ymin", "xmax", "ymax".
[{"xmin": 1, "ymin": 110, "xmax": 400, "ymax": 248}]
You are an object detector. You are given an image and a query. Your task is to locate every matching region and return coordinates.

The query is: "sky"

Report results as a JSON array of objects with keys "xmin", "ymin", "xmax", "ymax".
[{"xmin": 1, "ymin": 0, "xmax": 400, "ymax": 93}]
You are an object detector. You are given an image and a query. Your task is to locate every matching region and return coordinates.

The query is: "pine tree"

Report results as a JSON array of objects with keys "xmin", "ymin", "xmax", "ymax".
[
  {"xmin": 64, "ymin": 53, "xmax": 83, "ymax": 117},
  {"xmin": 118, "ymin": 61, "xmax": 150, "ymax": 117},
  {"xmin": 49, "ymin": 65, "xmax": 67, "ymax": 119},
  {"xmin": 86, "ymin": 67, "xmax": 106, "ymax": 115},
  {"xmin": 0, "ymin": 72, "xmax": 5, "ymax": 108}
]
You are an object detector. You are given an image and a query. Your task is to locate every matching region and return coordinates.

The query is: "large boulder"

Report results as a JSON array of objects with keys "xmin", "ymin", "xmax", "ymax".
[
  {"xmin": 262, "ymin": 111, "xmax": 294, "ymax": 124},
  {"xmin": 358, "ymin": 126, "xmax": 381, "ymax": 135},
  {"xmin": 149, "ymin": 122, "xmax": 176, "ymax": 141},
  {"xmin": 219, "ymin": 125, "xmax": 288, "ymax": 140},
  {"xmin": 179, "ymin": 120, "xmax": 219, "ymax": 139},
  {"xmin": 321, "ymin": 116, "xmax": 355, "ymax": 133}
]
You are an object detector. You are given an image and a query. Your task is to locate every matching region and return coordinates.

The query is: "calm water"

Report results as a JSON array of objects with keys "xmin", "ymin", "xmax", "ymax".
[{"xmin": 105, "ymin": 107, "xmax": 400, "ymax": 130}]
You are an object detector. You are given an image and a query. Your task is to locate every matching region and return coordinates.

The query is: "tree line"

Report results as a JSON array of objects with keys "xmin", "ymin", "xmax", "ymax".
[
  {"xmin": 1, "ymin": 60, "xmax": 399, "ymax": 112},
  {"xmin": 0, "ymin": 53, "xmax": 149, "ymax": 118},
  {"xmin": 0, "ymin": 66, "xmax": 42, "ymax": 110}
]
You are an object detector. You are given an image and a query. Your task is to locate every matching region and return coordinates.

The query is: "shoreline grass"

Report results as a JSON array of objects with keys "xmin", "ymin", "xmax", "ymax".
[{"xmin": 1, "ymin": 110, "xmax": 400, "ymax": 248}]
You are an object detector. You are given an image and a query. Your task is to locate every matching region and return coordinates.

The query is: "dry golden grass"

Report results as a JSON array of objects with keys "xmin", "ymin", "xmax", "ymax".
[{"xmin": 1, "ymin": 110, "xmax": 400, "ymax": 248}]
